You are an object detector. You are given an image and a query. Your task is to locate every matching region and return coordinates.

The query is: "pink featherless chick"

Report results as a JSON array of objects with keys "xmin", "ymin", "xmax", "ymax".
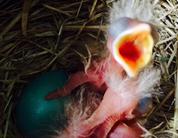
[{"xmin": 47, "ymin": 0, "xmax": 161, "ymax": 137}]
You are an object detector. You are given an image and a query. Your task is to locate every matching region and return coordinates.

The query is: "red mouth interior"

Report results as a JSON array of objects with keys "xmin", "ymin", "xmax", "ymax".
[{"xmin": 119, "ymin": 41, "xmax": 141, "ymax": 63}]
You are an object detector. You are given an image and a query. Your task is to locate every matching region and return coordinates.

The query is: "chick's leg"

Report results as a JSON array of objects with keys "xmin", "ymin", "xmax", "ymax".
[
  {"xmin": 46, "ymin": 70, "xmax": 105, "ymax": 99},
  {"xmin": 46, "ymin": 71, "xmax": 90, "ymax": 99}
]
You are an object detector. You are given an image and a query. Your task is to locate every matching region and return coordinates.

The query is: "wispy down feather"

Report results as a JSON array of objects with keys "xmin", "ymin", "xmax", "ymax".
[
  {"xmin": 106, "ymin": 65, "xmax": 160, "ymax": 99},
  {"xmin": 136, "ymin": 67, "xmax": 160, "ymax": 98},
  {"xmin": 110, "ymin": 0, "xmax": 158, "ymax": 23},
  {"xmin": 54, "ymin": 67, "xmax": 160, "ymax": 138},
  {"xmin": 53, "ymin": 87, "xmax": 101, "ymax": 138}
]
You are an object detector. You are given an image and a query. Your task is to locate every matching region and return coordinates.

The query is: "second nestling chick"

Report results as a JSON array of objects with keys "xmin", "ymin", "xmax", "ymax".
[{"xmin": 47, "ymin": 0, "xmax": 161, "ymax": 137}]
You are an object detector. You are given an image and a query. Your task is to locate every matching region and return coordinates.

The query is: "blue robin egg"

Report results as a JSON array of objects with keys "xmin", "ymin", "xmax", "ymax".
[{"xmin": 15, "ymin": 70, "xmax": 69, "ymax": 138}]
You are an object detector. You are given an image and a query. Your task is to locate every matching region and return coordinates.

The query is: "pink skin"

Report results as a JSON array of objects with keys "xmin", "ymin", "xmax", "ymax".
[
  {"xmin": 108, "ymin": 121, "xmax": 142, "ymax": 138},
  {"xmin": 46, "ymin": 36, "xmax": 144, "ymax": 137},
  {"xmin": 46, "ymin": 71, "xmax": 92, "ymax": 99},
  {"xmin": 109, "ymin": 124, "xmax": 139, "ymax": 138},
  {"xmin": 46, "ymin": 71, "xmax": 106, "ymax": 99},
  {"xmin": 77, "ymin": 86, "xmax": 139, "ymax": 137},
  {"xmin": 46, "ymin": 58, "xmax": 142, "ymax": 137},
  {"xmin": 93, "ymin": 119, "xmax": 142, "ymax": 138}
]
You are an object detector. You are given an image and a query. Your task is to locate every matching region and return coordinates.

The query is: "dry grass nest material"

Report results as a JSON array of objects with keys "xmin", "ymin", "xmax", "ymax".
[{"xmin": 0, "ymin": 0, "xmax": 177, "ymax": 138}]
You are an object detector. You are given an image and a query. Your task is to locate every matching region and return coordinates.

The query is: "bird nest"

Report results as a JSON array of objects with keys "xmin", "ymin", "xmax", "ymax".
[{"xmin": 0, "ymin": 0, "xmax": 177, "ymax": 138}]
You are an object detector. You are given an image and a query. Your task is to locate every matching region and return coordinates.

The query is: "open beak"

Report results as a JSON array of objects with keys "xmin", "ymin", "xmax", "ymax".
[{"xmin": 108, "ymin": 23, "xmax": 154, "ymax": 77}]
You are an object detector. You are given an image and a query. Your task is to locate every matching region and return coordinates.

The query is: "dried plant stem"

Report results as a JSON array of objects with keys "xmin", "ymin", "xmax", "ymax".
[{"xmin": 173, "ymin": 42, "xmax": 178, "ymax": 138}]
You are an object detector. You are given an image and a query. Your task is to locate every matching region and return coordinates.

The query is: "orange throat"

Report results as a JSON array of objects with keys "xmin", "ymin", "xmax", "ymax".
[
  {"xmin": 118, "ymin": 41, "xmax": 142, "ymax": 69},
  {"xmin": 119, "ymin": 41, "xmax": 141, "ymax": 62}
]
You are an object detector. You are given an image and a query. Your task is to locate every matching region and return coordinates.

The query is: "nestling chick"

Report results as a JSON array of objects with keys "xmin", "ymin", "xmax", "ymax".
[
  {"xmin": 47, "ymin": 0, "xmax": 161, "ymax": 137},
  {"xmin": 52, "ymin": 68, "xmax": 160, "ymax": 138}
]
